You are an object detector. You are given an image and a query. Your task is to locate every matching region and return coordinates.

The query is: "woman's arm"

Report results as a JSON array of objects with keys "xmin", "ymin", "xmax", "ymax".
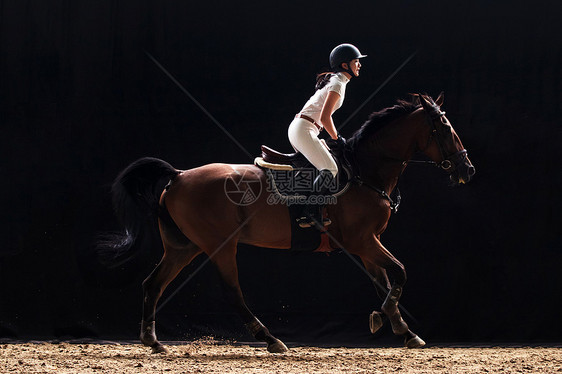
[{"xmin": 319, "ymin": 90, "xmax": 341, "ymax": 140}]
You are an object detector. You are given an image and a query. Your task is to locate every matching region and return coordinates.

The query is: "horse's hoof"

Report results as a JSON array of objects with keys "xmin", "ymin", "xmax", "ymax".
[
  {"xmin": 151, "ymin": 343, "xmax": 170, "ymax": 354},
  {"xmin": 267, "ymin": 340, "xmax": 288, "ymax": 353},
  {"xmin": 369, "ymin": 311, "xmax": 383, "ymax": 334},
  {"xmin": 405, "ymin": 334, "xmax": 426, "ymax": 349},
  {"xmin": 140, "ymin": 321, "xmax": 158, "ymax": 347}
]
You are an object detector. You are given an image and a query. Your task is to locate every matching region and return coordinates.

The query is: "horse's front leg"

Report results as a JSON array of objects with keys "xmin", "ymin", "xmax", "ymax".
[
  {"xmin": 360, "ymin": 260, "xmax": 390, "ymax": 334},
  {"xmin": 353, "ymin": 234, "xmax": 425, "ymax": 348}
]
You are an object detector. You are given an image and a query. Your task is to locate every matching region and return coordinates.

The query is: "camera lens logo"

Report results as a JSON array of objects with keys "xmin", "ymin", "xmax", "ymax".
[{"xmin": 224, "ymin": 169, "xmax": 262, "ymax": 206}]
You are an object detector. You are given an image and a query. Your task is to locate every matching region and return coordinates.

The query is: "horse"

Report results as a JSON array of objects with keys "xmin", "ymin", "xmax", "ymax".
[{"xmin": 99, "ymin": 93, "xmax": 475, "ymax": 353}]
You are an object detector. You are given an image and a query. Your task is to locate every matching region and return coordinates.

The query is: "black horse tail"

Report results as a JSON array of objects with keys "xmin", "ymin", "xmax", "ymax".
[{"xmin": 97, "ymin": 157, "xmax": 180, "ymax": 267}]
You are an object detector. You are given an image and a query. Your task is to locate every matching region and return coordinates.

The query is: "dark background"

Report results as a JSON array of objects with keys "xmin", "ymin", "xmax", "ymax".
[{"xmin": 1, "ymin": 1, "xmax": 560, "ymax": 345}]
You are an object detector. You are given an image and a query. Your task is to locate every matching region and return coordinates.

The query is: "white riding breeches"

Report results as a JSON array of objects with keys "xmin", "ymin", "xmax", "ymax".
[{"xmin": 288, "ymin": 118, "xmax": 338, "ymax": 178}]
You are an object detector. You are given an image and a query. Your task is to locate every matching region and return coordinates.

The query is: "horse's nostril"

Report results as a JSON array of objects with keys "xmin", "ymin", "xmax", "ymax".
[{"xmin": 468, "ymin": 166, "xmax": 475, "ymax": 176}]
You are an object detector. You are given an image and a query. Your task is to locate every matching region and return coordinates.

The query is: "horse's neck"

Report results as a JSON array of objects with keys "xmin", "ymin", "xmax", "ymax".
[{"xmin": 356, "ymin": 111, "xmax": 424, "ymax": 192}]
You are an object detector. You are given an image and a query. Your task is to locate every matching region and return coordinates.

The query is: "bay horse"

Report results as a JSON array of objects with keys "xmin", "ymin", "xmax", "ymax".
[{"xmin": 100, "ymin": 93, "xmax": 474, "ymax": 353}]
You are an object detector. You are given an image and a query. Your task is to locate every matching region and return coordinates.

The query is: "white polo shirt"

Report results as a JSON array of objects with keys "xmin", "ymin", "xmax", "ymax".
[{"xmin": 299, "ymin": 72, "xmax": 350, "ymax": 125}]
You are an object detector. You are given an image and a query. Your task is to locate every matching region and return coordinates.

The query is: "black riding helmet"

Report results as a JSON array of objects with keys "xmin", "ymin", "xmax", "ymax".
[{"xmin": 329, "ymin": 43, "xmax": 367, "ymax": 77}]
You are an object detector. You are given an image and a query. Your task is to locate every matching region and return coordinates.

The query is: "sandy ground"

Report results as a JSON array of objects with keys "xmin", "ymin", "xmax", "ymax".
[{"xmin": 0, "ymin": 340, "xmax": 560, "ymax": 373}]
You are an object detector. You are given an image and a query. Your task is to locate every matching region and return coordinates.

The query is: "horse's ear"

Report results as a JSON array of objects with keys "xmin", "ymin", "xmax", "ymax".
[
  {"xmin": 435, "ymin": 91, "xmax": 444, "ymax": 107},
  {"xmin": 418, "ymin": 93, "xmax": 431, "ymax": 111}
]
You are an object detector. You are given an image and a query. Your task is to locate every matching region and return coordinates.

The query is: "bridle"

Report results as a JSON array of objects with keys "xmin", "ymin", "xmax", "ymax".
[
  {"xmin": 357, "ymin": 104, "xmax": 469, "ymax": 172},
  {"xmin": 347, "ymin": 101, "xmax": 469, "ymax": 213},
  {"xmin": 419, "ymin": 106, "xmax": 468, "ymax": 173}
]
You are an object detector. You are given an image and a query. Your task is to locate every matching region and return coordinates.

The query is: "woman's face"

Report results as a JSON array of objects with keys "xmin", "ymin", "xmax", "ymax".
[{"xmin": 344, "ymin": 59, "xmax": 362, "ymax": 77}]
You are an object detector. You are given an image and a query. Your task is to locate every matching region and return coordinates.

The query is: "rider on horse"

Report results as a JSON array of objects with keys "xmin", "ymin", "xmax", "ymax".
[{"xmin": 287, "ymin": 43, "xmax": 367, "ymax": 228}]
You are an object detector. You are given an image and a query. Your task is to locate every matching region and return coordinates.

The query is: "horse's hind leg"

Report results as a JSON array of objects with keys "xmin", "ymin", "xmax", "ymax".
[
  {"xmin": 141, "ymin": 230, "xmax": 202, "ymax": 353},
  {"xmin": 209, "ymin": 240, "xmax": 288, "ymax": 353}
]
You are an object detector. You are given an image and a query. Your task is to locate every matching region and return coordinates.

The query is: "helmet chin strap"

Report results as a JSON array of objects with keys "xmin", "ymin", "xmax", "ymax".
[{"xmin": 341, "ymin": 62, "xmax": 356, "ymax": 78}]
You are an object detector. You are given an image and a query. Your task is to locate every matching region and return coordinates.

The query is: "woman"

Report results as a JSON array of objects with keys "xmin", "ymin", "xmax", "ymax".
[{"xmin": 288, "ymin": 43, "xmax": 367, "ymax": 228}]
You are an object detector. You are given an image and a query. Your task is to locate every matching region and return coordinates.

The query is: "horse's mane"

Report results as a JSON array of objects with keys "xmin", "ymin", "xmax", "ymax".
[{"xmin": 348, "ymin": 97, "xmax": 420, "ymax": 149}]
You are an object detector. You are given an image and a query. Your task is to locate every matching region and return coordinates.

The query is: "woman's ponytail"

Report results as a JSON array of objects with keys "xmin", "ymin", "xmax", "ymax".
[{"xmin": 315, "ymin": 71, "xmax": 334, "ymax": 90}]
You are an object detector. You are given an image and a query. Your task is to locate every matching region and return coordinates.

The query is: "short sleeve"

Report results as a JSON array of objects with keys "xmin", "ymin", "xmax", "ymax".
[{"xmin": 326, "ymin": 80, "xmax": 343, "ymax": 96}]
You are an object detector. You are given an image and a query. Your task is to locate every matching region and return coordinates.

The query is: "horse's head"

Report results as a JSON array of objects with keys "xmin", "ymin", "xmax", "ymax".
[{"xmin": 417, "ymin": 93, "xmax": 475, "ymax": 184}]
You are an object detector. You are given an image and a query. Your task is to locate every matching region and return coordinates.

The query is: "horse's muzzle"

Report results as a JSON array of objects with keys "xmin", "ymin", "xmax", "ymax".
[{"xmin": 450, "ymin": 159, "xmax": 475, "ymax": 185}]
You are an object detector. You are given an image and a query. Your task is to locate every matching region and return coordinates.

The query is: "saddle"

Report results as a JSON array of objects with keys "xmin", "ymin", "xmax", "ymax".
[
  {"xmin": 257, "ymin": 145, "xmax": 310, "ymax": 170},
  {"xmin": 254, "ymin": 141, "xmax": 354, "ymax": 253},
  {"xmin": 255, "ymin": 140, "xmax": 353, "ymax": 196}
]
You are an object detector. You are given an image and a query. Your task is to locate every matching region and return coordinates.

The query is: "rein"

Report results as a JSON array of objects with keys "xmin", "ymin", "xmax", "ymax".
[
  {"xmin": 344, "ymin": 147, "xmax": 402, "ymax": 213},
  {"xmin": 353, "ymin": 174, "xmax": 402, "ymax": 213},
  {"xmin": 385, "ymin": 108, "xmax": 468, "ymax": 171}
]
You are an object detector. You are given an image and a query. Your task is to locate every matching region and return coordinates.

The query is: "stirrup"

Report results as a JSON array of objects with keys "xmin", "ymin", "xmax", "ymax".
[{"xmin": 297, "ymin": 216, "xmax": 332, "ymax": 228}]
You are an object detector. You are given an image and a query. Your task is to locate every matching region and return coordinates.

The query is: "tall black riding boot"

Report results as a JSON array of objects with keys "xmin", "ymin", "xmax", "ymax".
[{"xmin": 297, "ymin": 169, "xmax": 334, "ymax": 228}]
